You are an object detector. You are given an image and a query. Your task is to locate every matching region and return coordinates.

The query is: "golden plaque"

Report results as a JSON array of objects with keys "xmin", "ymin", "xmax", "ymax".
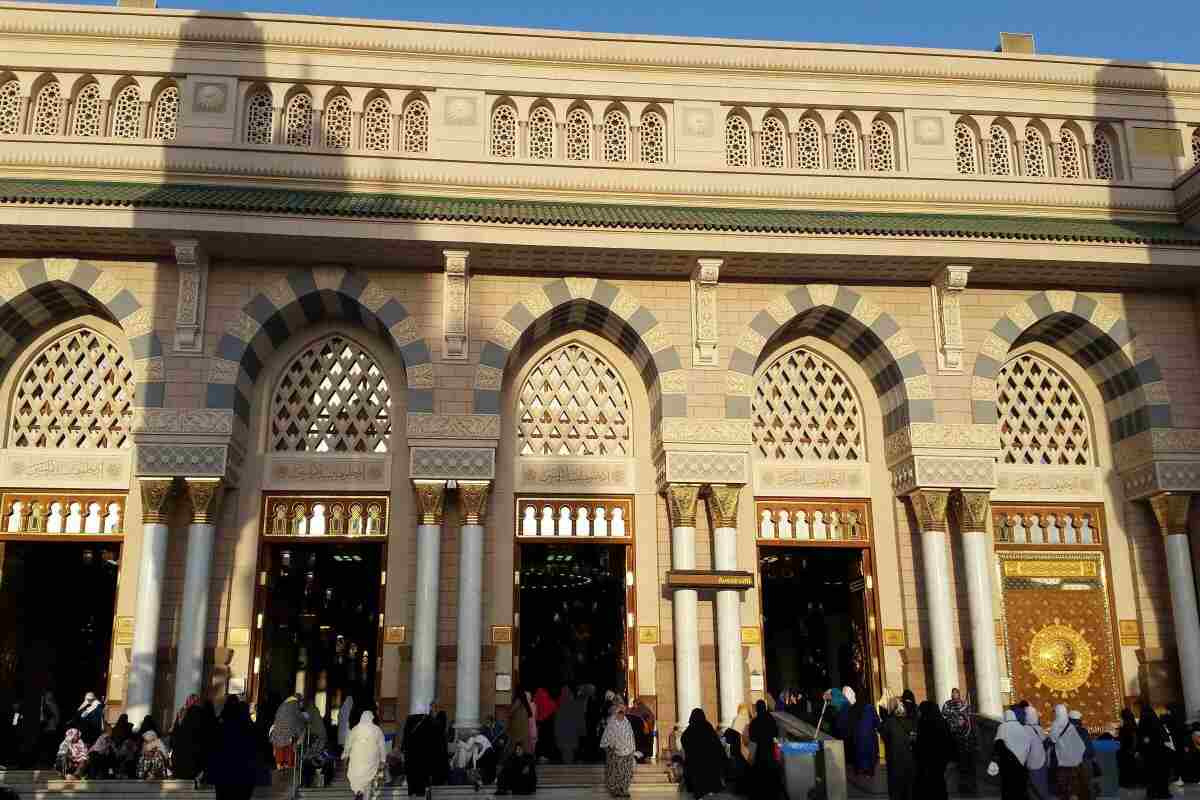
[
  {"xmin": 1025, "ymin": 620, "xmax": 1093, "ymax": 696},
  {"xmin": 384, "ymin": 625, "xmax": 407, "ymax": 644},
  {"xmin": 228, "ymin": 627, "xmax": 251, "ymax": 647},
  {"xmin": 1118, "ymin": 619, "xmax": 1140, "ymax": 646},
  {"xmin": 491, "ymin": 626, "xmax": 513, "ymax": 645},
  {"xmin": 637, "ymin": 626, "xmax": 659, "ymax": 645},
  {"xmin": 882, "ymin": 628, "xmax": 905, "ymax": 647},
  {"xmin": 113, "ymin": 616, "xmax": 134, "ymax": 645},
  {"xmin": 740, "ymin": 627, "xmax": 761, "ymax": 645},
  {"xmin": 1003, "ymin": 560, "xmax": 1097, "ymax": 578}
]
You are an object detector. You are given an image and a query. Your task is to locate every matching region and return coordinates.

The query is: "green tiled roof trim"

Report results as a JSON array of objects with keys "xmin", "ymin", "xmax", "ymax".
[{"xmin": 2, "ymin": 178, "xmax": 1198, "ymax": 246}]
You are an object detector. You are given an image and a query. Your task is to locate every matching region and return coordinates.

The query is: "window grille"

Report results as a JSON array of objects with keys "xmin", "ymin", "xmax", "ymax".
[
  {"xmin": 796, "ymin": 117, "xmax": 823, "ymax": 170},
  {"xmin": 1093, "ymin": 128, "xmax": 1116, "ymax": 180},
  {"xmin": 110, "ymin": 84, "xmax": 142, "ymax": 138},
  {"xmin": 997, "ymin": 352, "xmax": 1092, "ymax": 466},
  {"xmin": 565, "ymin": 107, "xmax": 592, "ymax": 161},
  {"xmin": 988, "ymin": 124, "xmax": 1013, "ymax": 175},
  {"xmin": 602, "ymin": 108, "xmax": 629, "ymax": 163},
  {"xmin": 639, "ymin": 109, "xmax": 666, "ymax": 164},
  {"xmin": 867, "ymin": 119, "xmax": 896, "ymax": 171},
  {"xmin": 1058, "ymin": 127, "xmax": 1083, "ymax": 179},
  {"xmin": 150, "ymin": 86, "xmax": 179, "ymax": 141},
  {"xmin": 284, "ymin": 92, "xmax": 314, "ymax": 148},
  {"xmin": 760, "ymin": 115, "xmax": 787, "ymax": 169},
  {"xmin": 0, "ymin": 79, "xmax": 20, "ymax": 135},
  {"xmin": 725, "ymin": 113, "xmax": 750, "ymax": 167},
  {"xmin": 402, "ymin": 97, "xmax": 429, "ymax": 153},
  {"xmin": 363, "ymin": 96, "xmax": 392, "ymax": 152},
  {"xmin": 832, "ymin": 118, "xmax": 859, "ymax": 171},
  {"xmin": 954, "ymin": 121, "xmax": 979, "ymax": 174},
  {"xmin": 490, "ymin": 103, "xmax": 517, "ymax": 159},
  {"xmin": 71, "ymin": 83, "xmax": 102, "ymax": 137},
  {"xmin": 322, "ymin": 95, "xmax": 352, "ymax": 149},
  {"xmin": 753, "ymin": 347, "xmax": 864, "ymax": 462},
  {"xmin": 244, "ymin": 90, "xmax": 273, "ymax": 144},
  {"xmin": 1023, "ymin": 127, "xmax": 1048, "ymax": 177},
  {"xmin": 528, "ymin": 106, "xmax": 555, "ymax": 160}
]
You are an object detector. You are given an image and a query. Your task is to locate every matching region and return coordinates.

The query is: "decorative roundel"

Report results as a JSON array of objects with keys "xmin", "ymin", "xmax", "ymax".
[{"xmin": 1025, "ymin": 620, "xmax": 1093, "ymax": 696}]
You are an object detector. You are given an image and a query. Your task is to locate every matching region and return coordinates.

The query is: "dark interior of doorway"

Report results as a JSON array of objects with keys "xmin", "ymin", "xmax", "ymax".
[
  {"xmin": 760, "ymin": 547, "xmax": 871, "ymax": 715},
  {"xmin": 0, "ymin": 541, "xmax": 120, "ymax": 728},
  {"xmin": 259, "ymin": 542, "xmax": 381, "ymax": 729},
  {"xmin": 518, "ymin": 541, "xmax": 626, "ymax": 702}
]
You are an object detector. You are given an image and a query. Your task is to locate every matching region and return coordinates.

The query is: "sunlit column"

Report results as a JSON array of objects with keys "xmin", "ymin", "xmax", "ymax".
[
  {"xmin": 454, "ymin": 481, "xmax": 491, "ymax": 734},
  {"xmin": 958, "ymin": 491, "xmax": 1002, "ymax": 717},
  {"xmin": 908, "ymin": 489, "xmax": 959, "ymax": 704},
  {"xmin": 126, "ymin": 478, "xmax": 175, "ymax": 723},
  {"xmin": 667, "ymin": 484, "xmax": 701, "ymax": 728},
  {"xmin": 708, "ymin": 484, "xmax": 745, "ymax": 729},
  {"xmin": 172, "ymin": 478, "xmax": 222, "ymax": 715},
  {"xmin": 411, "ymin": 480, "xmax": 446, "ymax": 713},
  {"xmin": 1150, "ymin": 493, "xmax": 1200, "ymax": 715}
]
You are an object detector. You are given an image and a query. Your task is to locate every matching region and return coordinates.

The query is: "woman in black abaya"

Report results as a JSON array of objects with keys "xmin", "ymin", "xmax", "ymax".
[
  {"xmin": 747, "ymin": 700, "xmax": 781, "ymax": 800},
  {"xmin": 913, "ymin": 700, "xmax": 952, "ymax": 800},
  {"xmin": 680, "ymin": 709, "xmax": 725, "ymax": 798}
]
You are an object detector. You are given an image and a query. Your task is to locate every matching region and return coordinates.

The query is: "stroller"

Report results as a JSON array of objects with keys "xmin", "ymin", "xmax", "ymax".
[{"xmin": 449, "ymin": 734, "xmax": 496, "ymax": 789}]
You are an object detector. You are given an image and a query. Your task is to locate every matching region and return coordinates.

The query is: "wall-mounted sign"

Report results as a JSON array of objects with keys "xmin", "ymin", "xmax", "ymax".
[
  {"xmin": 491, "ymin": 626, "xmax": 513, "ymax": 645},
  {"xmin": 740, "ymin": 627, "xmax": 761, "ymax": 645},
  {"xmin": 1118, "ymin": 619, "xmax": 1140, "ymax": 646},
  {"xmin": 495, "ymin": 673, "xmax": 512, "ymax": 692},
  {"xmin": 882, "ymin": 628, "xmax": 905, "ymax": 647},
  {"xmin": 228, "ymin": 627, "xmax": 251, "ymax": 647},
  {"xmin": 384, "ymin": 625, "xmax": 407, "ymax": 645},
  {"xmin": 664, "ymin": 570, "xmax": 754, "ymax": 590},
  {"xmin": 637, "ymin": 626, "xmax": 659, "ymax": 645},
  {"xmin": 113, "ymin": 616, "xmax": 135, "ymax": 645}
]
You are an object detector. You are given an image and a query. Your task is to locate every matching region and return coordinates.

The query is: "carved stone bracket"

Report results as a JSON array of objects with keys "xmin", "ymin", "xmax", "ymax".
[
  {"xmin": 706, "ymin": 484, "xmax": 742, "ymax": 529},
  {"xmin": 1148, "ymin": 492, "xmax": 1192, "ymax": 536},
  {"xmin": 413, "ymin": 480, "xmax": 447, "ymax": 526},
  {"xmin": 891, "ymin": 454, "xmax": 996, "ymax": 495},
  {"xmin": 410, "ymin": 446, "xmax": 495, "ymax": 480},
  {"xmin": 931, "ymin": 265, "xmax": 970, "ymax": 373},
  {"xmin": 1123, "ymin": 459, "xmax": 1200, "ymax": 501},
  {"xmin": 458, "ymin": 481, "xmax": 492, "ymax": 525},
  {"xmin": 442, "ymin": 249, "xmax": 470, "ymax": 361},
  {"xmin": 656, "ymin": 449, "xmax": 749, "ymax": 490},
  {"xmin": 183, "ymin": 477, "xmax": 223, "ymax": 525},
  {"xmin": 172, "ymin": 239, "xmax": 209, "ymax": 354},
  {"xmin": 138, "ymin": 477, "xmax": 175, "ymax": 524},
  {"xmin": 691, "ymin": 258, "xmax": 721, "ymax": 368},
  {"xmin": 665, "ymin": 484, "xmax": 701, "ymax": 528},
  {"xmin": 909, "ymin": 488, "xmax": 951, "ymax": 533},
  {"xmin": 956, "ymin": 489, "xmax": 991, "ymax": 533},
  {"xmin": 136, "ymin": 443, "xmax": 229, "ymax": 478}
]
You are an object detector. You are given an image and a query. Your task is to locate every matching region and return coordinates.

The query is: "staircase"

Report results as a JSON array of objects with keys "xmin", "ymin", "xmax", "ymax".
[{"xmin": 0, "ymin": 770, "xmax": 215, "ymax": 799}]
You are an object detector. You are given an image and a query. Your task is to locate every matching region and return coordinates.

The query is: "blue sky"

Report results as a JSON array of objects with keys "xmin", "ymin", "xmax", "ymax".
[{"xmin": 51, "ymin": 0, "xmax": 1196, "ymax": 64}]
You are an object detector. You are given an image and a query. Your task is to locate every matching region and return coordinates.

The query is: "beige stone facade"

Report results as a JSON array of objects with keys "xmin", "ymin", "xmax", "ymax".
[{"xmin": 2, "ymin": 1, "xmax": 1200, "ymax": 734}]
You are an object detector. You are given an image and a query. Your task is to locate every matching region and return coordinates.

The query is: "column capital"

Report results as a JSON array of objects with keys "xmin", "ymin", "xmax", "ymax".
[
  {"xmin": 1149, "ymin": 492, "xmax": 1192, "ymax": 537},
  {"xmin": 413, "ymin": 480, "xmax": 447, "ymax": 525},
  {"xmin": 183, "ymin": 477, "xmax": 223, "ymax": 525},
  {"xmin": 909, "ymin": 488, "xmax": 951, "ymax": 533},
  {"xmin": 706, "ymin": 484, "xmax": 742, "ymax": 529},
  {"xmin": 458, "ymin": 481, "xmax": 492, "ymax": 525},
  {"xmin": 665, "ymin": 483, "xmax": 701, "ymax": 528},
  {"xmin": 138, "ymin": 477, "xmax": 175, "ymax": 524},
  {"xmin": 956, "ymin": 489, "xmax": 991, "ymax": 533}
]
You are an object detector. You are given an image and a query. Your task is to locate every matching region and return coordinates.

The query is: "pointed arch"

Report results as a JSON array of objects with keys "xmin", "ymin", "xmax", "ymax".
[
  {"xmin": 0, "ymin": 76, "xmax": 20, "ymax": 135},
  {"xmin": 401, "ymin": 93, "xmax": 430, "ymax": 154},
  {"xmin": 471, "ymin": 279, "xmax": 688, "ymax": 427},
  {"xmin": 489, "ymin": 98, "xmax": 517, "ymax": 159},
  {"xmin": 109, "ymin": 81, "xmax": 143, "ymax": 139},
  {"xmin": 724, "ymin": 284, "xmax": 934, "ymax": 437},
  {"xmin": 30, "ymin": 75, "xmax": 63, "ymax": 136},
  {"xmin": 725, "ymin": 109, "xmax": 751, "ymax": 167},
  {"xmin": 954, "ymin": 117, "xmax": 981, "ymax": 175},
  {"xmin": 322, "ymin": 90, "xmax": 353, "ymax": 149},
  {"xmin": 795, "ymin": 114, "xmax": 824, "ymax": 170},
  {"xmin": 1057, "ymin": 123, "xmax": 1085, "ymax": 179},
  {"xmin": 971, "ymin": 291, "xmax": 1170, "ymax": 442},
  {"xmin": 639, "ymin": 105, "xmax": 667, "ymax": 165},
  {"xmin": 528, "ymin": 102, "xmax": 555, "ymax": 161},
  {"xmin": 205, "ymin": 267, "xmax": 434, "ymax": 427},
  {"xmin": 149, "ymin": 82, "xmax": 180, "ymax": 141},
  {"xmin": 988, "ymin": 119, "xmax": 1015, "ymax": 176},
  {"xmin": 759, "ymin": 111, "xmax": 788, "ymax": 169},
  {"xmin": 0, "ymin": 258, "xmax": 165, "ymax": 407}
]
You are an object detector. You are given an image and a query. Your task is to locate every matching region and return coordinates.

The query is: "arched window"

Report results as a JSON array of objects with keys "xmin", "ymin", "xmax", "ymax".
[
  {"xmin": 602, "ymin": 108, "xmax": 629, "ymax": 163},
  {"xmin": 362, "ymin": 96, "xmax": 391, "ymax": 152},
  {"xmin": 149, "ymin": 85, "xmax": 180, "ymax": 141},
  {"xmin": 1058, "ymin": 127, "xmax": 1083, "ymax": 179},
  {"xmin": 528, "ymin": 106, "xmax": 555, "ymax": 160},
  {"xmin": 322, "ymin": 94, "xmax": 352, "ymax": 149},
  {"xmin": 31, "ymin": 80, "xmax": 63, "ymax": 136},
  {"xmin": 517, "ymin": 341, "xmax": 631, "ymax": 458},
  {"xmin": 760, "ymin": 115, "xmax": 787, "ymax": 169},
  {"xmin": 71, "ymin": 82, "xmax": 102, "ymax": 137},
  {"xmin": 1, "ymin": 79, "xmax": 22, "ymax": 135},
  {"xmin": 997, "ymin": 352, "xmax": 1092, "ymax": 466},
  {"xmin": 831, "ymin": 118, "xmax": 860, "ymax": 171},
  {"xmin": 9, "ymin": 326, "xmax": 135, "ymax": 449},
  {"xmin": 271, "ymin": 335, "xmax": 393, "ymax": 453},
  {"xmin": 109, "ymin": 84, "xmax": 142, "ymax": 139},
  {"xmin": 753, "ymin": 346, "xmax": 864, "ymax": 462},
  {"xmin": 284, "ymin": 92, "xmax": 314, "ymax": 147},
  {"xmin": 1023, "ymin": 126, "xmax": 1048, "ymax": 177},
  {"xmin": 725, "ymin": 113, "xmax": 750, "ymax": 167},
  {"xmin": 402, "ymin": 96, "xmax": 429, "ymax": 154},
  {"xmin": 1092, "ymin": 126, "xmax": 1117, "ymax": 180},
  {"xmin": 954, "ymin": 120, "xmax": 980, "ymax": 175},
  {"xmin": 988, "ymin": 123, "xmax": 1013, "ymax": 175},
  {"xmin": 244, "ymin": 89, "xmax": 273, "ymax": 144},
  {"xmin": 796, "ymin": 117, "xmax": 823, "ymax": 170},
  {"xmin": 565, "ymin": 107, "xmax": 592, "ymax": 161},
  {"xmin": 868, "ymin": 118, "xmax": 896, "ymax": 171},
  {"xmin": 640, "ymin": 108, "xmax": 666, "ymax": 164},
  {"xmin": 490, "ymin": 102, "xmax": 517, "ymax": 159}
]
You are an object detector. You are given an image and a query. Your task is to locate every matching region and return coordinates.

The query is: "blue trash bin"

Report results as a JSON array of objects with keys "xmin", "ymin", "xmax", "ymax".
[{"xmin": 782, "ymin": 740, "xmax": 823, "ymax": 800}]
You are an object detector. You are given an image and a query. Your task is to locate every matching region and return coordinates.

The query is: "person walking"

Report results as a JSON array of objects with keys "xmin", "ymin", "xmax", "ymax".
[
  {"xmin": 913, "ymin": 700, "xmax": 952, "ymax": 800},
  {"xmin": 555, "ymin": 686, "xmax": 587, "ymax": 764},
  {"xmin": 208, "ymin": 696, "xmax": 258, "ymax": 800},
  {"xmin": 599, "ymin": 703, "xmax": 637, "ymax": 798},
  {"xmin": 680, "ymin": 708, "xmax": 725, "ymax": 799},
  {"xmin": 849, "ymin": 690, "xmax": 880, "ymax": 777},
  {"xmin": 345, "ymin": 709, "xmax": 387, "ymax": 800},
  {"xmin": 943, "ymin": 688, "xmax": 978, "ymax": 795},
  {"xmin": 401, "ymin": 703, "xmax": 441, "ymax": 796},
  {"xmin": 171, "ymin": 695, "xmax": 210, "ymax": 782},
  {"xmin": 1118, "ymin": 708, "xmax": 1141, "ymax": 788},
  {"xmin": 747, "ymin": 699, "xmax": 782, "ymax": 800},
  {"xmin": 1138, "ymin": 704, "xmax": 1173, "ymax": 800},
  {"xmin": 269, "ymin": 694, "xmax": 304, "ymax": 770},
  {"xmin": 992, "ymin": 710, "xmax": 1032, "ymax": 800},
  {"xmin": 1049, "ymin": 704, "xmax": 1088, "ymax": 800},
  {"xmin": 1024, "ymin": 706, "xmax": 1051, "ymax": 800},
  {"xmin": 878, "ymin": 697, "xmax": 915, "ymax": 800}
]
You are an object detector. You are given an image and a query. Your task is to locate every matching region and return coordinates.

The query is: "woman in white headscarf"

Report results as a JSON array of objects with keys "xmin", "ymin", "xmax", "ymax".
[
  {"xmin": 345, "ymin": 710, "xmax": 387, "ymax": 800},
  {"xmin": 600, "ymin": 704, "xmax": 637, "ymax": 798},
  {"xmin": 1024, "ymin": 706, "xmax": 1050, "ymax": 800},
  {"xmin": 990, "ymin": 710, "xmax": 1032, "ymax": 800},
  {"xmin": 1048, "ymin": 704, "xmax": 1088, "ymax": 800}
]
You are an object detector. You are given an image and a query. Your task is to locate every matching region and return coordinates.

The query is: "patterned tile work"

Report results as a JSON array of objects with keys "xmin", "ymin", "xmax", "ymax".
[
  {"xmin": 0, "ymin": 258, "xmax": 166, "ymax": 406},
  {"xmin": 970, "ymin": 291, "xmax": 1170, "ymax": 442},
  {"xmin": 471, "ymin": 278, "xmax": 688, "ymax": 424},
  {"xmin": 723, "ymin": 284, "xmax": 934, "ymax": 436},
  {"xmin": 204, "ymin": 266, "xmax": 434, "ymax": 425}
]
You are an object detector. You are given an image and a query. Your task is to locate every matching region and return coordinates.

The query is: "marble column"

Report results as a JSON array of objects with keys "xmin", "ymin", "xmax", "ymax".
[
  {"xmin": 172, "ymin": 478, "xmax": 222, "ymax": 713},
  {"xmin": 909, "ymin": 489, "xmax": 958, "ymax": 704},
  {"xmin": 666, "ymin": 484, "xmax": 702, "ymax": 727},
  {"xmin": 411, "ymin": 480, "xmax": 446, "ymax": 713},
  {"xmin": 454, "ymin": 481, "xmax": 491, "ymax": 734},
  {"xmin": 957, "ymin": 491, "xmax": 1002, "ymax": 717},
  {"xmin": 708, "ymin": 484, "xmax": 745, "ymax": 729},
  {"xmin": 1149, "ymin": 493, "xmax": 1200, "ymax": 715},
  {"xmin": 126, "ymin": 478, "xmax": 175, "ymax": 723}
]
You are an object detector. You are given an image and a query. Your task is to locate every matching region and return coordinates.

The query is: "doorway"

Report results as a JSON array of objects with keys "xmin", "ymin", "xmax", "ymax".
[
  {"xmin": 253, "ymin": 541, "xmax": 383, "ymax": 724},
  {"xmin": 515, "ymin": 541, "xmax": 628, "ymax": 699},
  {"xmin": 0, "ymin": 541, "xmax": 121, "ymax": 717},
  {"xmin": 759, "ymin": 546, "xmax": 875, "ymax": 712}
]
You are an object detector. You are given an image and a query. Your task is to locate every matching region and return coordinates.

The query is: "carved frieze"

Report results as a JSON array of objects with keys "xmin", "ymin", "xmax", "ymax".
[
  {"xmin": 442, "ymin": 249, "xmax": 470, "ymax": 361},
  {"xmin": 131, "ymin": 408, "xmax": 234, "ymax": 435},
  {"xmin": 136, "ymin": 443, "xmax": 228, "ymax": 477},
  {"xmin": 517, "ymin": 458, "xmax": 633, "ymax": 493},
  {"xmin": 660, "ymin": 450, "xmax": 748, "ymax": 488},
  {"xmin": 753, "ymin": 462, "xmax": 868, "ymax": 498},
  {"xmin": 690, "ymin": 258, "xmax": 721, "ymax": 368},
  {"xmin": 885, "ymin": 423, "xmax": 1002, "ymax": 464},
  {"xmin": 0, "ymin": 448, "xmax": 131, "ymax": 490},
  {"xmin": 1122, "ymin": 460, "xmax": 1200, "ymax": 501},
  {"xmin": 659, "ymin": 419, "xmax": 752, "ymax": 448},
  {"xmin": 172, "ymin": 239, "xmax": 208, "ymax": 354},
  {"xmin": 410, "ymin": 447, "xmax": 496, "ymax": 481},
  {"xmin": 407, "ymin": 413, "xmax": 500, "ymax": 441},
  {"xmin": 265, "ymin": 454, "xmax": 391, "ymax": 491},
  {"xmin": 891, "ymin": 454, "xmax": 997, "ymax": 494}
]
